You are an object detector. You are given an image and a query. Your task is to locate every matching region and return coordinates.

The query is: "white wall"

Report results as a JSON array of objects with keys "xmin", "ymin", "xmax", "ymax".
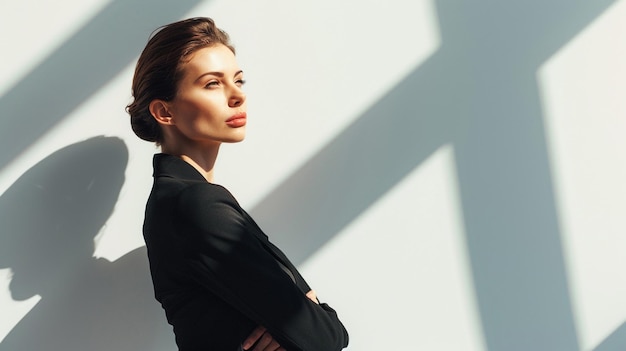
[{"xmin": 0, "ymin": 0, "xmax": 625, "ymax": 350}]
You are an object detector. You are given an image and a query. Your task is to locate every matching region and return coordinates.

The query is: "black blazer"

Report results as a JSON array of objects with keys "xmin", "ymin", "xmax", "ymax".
[{"xmin": 143, "ymin": 154, "xmax": 349, "ymax": 351}]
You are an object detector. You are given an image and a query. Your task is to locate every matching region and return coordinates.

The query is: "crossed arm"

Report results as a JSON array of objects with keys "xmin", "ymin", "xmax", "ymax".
[
  {"xmin": 243, "ymin": 290, "xmax": 319, "ymax": 351},
  {"xmin": 178, "ymin": 185, "xmax": 348, "ymax": 350}
]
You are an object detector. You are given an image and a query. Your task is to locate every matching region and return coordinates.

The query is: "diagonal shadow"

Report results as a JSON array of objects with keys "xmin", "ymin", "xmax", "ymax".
[
  {"xmin": 251, "ymin": 0, "xmax": 617, "ymax": 350},
  {"xmin": 251, "ymin": 52, "xmax": 458, "ymax": 262},
  {"xmin": 593, "ymin": 322, "xmax": 626, "ymax": 351},
  {"xmin": 0, "ymin": 0, "xmax": 204, "ymax": 172}
]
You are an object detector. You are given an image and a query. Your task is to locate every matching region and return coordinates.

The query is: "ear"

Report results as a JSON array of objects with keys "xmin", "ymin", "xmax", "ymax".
[{"xmin": 149, "ymin": 99, "xmax": 175, "ymax": 125}]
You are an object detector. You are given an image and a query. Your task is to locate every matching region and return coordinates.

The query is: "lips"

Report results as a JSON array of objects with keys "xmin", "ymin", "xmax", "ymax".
[{"xmin": 226, "ymin": 112, "xmax": 247, "ymax": 127}]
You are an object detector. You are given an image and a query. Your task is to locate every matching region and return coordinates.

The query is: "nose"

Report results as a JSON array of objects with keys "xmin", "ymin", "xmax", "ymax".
[{"xmin": 228, "ymin": 87, "xmax": 246, "ymax": 108}]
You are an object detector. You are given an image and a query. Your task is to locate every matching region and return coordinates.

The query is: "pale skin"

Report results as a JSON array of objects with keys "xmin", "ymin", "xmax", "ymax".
[{"xmin": 149, "ymin": 44, "xmax": 320, "ymax": 351}]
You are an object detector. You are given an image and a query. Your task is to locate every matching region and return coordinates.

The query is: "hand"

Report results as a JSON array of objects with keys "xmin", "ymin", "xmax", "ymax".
[
  {"xmin": 242, "ymin": 326, "xmax": 286, "ymax": 351},
  {"xmin": 306, "ymin": 290, "xmax": 319, "ymax": 304}
]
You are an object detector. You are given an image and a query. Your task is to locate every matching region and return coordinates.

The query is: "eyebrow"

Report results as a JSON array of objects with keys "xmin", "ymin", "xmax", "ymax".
[{"xmin": 195, "ymin": 70, "xmax": 243, "ymax": 82}]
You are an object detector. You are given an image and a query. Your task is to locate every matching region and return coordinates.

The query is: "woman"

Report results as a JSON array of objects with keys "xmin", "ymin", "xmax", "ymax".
[{"xmin": 127, "ymin": 17, "xmax": 349, "ymax": 351}]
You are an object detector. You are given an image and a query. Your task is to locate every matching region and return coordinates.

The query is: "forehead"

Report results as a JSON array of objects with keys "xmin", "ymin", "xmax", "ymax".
[{"xmin": 180, "ymin": 44, "xmax": 239, "ymax": 77}]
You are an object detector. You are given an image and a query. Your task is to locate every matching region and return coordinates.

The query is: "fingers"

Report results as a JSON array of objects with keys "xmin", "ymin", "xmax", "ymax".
[
  {"xmin": 306, "ymin": 289, "xmax": 319, "ymax": 304},
  {"xmin": 243, "ymin": 326, "xmax": 284, "ymax": 351},
  {"xmin": 251, "ymin": 332, "xmax": 281, "ymax": 351},
  {"xmin": 242, "ymin": 326, "xmax": 266, "ymax": 350}
]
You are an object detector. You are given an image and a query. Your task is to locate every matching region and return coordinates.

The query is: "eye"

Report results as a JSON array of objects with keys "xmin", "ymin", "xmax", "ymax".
[
  {"xmin": 204, "ymin": 80, "xmax": 219, "ymax": 88},
  {"xmin": 235, "ymin": 78, "xmax": 246, "ymax": 87}
]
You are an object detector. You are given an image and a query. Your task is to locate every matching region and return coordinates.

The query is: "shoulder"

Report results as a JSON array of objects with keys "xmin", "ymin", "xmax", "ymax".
[
  {"xmin": 176, "ymin": 182, "xmax": 240, "ymax": 210},
  {"xmin": 175, "ymin": 182, "xmax": 246, "ymax": 231}
]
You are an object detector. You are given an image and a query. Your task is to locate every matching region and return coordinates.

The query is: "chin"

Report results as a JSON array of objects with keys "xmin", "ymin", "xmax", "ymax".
[
  {"xmin": 224, "ymin": 130, "xmax": 246, "ymax": 143},
  {"xmin": 230, "ymin": 136, "xmax": 246, "ymax": 143}
]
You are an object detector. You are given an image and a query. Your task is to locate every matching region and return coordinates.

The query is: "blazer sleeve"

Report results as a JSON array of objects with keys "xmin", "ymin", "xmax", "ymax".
[{"xmin": 175, "ymin": 184, "xmax": 349, "ymax": 351}]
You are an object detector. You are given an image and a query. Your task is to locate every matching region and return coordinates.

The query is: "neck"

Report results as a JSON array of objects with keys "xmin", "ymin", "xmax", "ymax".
[{"xmin": 161, "ymin": 142, "xmax": 221, "ymax": 183}]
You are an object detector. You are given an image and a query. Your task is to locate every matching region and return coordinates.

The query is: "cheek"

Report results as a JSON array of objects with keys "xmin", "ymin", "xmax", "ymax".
[
  {"xmin": 175, "ymin": 103, "xmax": 224, "ymax": 134},
  {"xmin": 177, "ymin": 96, "xmax": 221, "ymax": 119},
  {"xmin": 174, "ymin": 98, "xmax": 202, "ymax": 117}
]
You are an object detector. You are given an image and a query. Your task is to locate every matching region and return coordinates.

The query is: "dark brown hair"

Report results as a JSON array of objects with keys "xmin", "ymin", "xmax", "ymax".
[{"xmin": 126, "ymin": 17, "xmax": 235, "ymax": 144}]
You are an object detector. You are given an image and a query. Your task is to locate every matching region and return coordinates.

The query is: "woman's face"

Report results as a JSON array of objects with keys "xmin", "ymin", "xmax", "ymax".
[{"xmin": 166, "ymin": 44, "xmax": 247, "ymax": 146}]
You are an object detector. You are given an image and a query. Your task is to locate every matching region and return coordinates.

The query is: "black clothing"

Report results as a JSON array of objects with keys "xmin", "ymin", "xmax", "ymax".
[{"xmin": 143, "ymin": 154, "xmax": 349, "ymax": 351}]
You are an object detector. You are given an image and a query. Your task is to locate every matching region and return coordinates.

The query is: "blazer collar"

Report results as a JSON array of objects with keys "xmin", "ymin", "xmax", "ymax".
[{"xmin": 152, "ymin": 153, "xmax": 207, "ymax": 182}]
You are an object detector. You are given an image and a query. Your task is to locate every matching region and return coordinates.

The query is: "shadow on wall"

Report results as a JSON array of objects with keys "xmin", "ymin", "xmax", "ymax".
[
  {"xmin": 0, "ymin": 137, "xmax": 174, "ymax": 351},
  {"xmin": 1, "ymin": 0, "xmax": 624, "ymax": 350},
  {"xmin": 595, "ymin": 323, "xmax": 626, "ymax": 351},
  {"xmin": 0, "ymin": 2, "xmax": 204, "ymax": 347},
  {"xmin": 251, "ymin": 1, "xmax": 624, "ymax": 350}
]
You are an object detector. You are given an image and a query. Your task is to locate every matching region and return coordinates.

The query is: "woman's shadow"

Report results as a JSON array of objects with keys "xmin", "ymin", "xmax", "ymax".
[{"xmin": 0, "ymin": 136, "xmax": 175, "ymax": 350}]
